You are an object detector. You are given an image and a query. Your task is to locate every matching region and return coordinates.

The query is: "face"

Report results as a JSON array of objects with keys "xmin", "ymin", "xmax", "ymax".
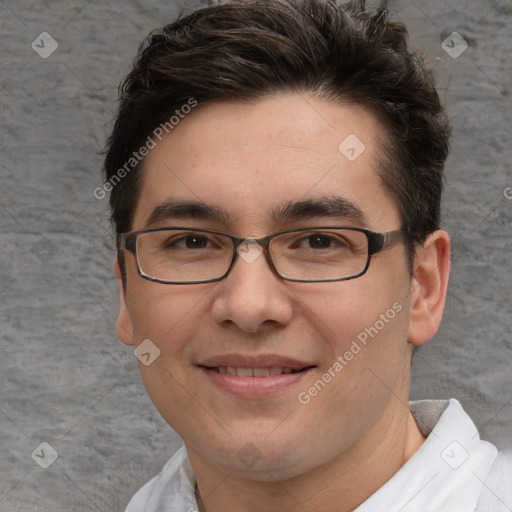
[{"xmin": 116, "ymin": 94, "xmax": 417, "ymax": 480}]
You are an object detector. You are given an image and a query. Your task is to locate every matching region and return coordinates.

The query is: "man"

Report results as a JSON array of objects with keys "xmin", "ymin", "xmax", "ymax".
[{"xmin": 103, "ymin": 0, "xmax": 510, "ymax": 510}]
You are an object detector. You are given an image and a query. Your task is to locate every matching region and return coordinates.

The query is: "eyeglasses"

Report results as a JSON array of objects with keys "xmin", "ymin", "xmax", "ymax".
[{"xmin": 118, "ymin": 226, "xmax": 405, "ymax": 284}]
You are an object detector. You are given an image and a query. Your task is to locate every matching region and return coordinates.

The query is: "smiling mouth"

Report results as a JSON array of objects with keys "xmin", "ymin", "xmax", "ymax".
[{"xmin": 205, "ymin": 366, "xmax": 313, "ymax": 377}]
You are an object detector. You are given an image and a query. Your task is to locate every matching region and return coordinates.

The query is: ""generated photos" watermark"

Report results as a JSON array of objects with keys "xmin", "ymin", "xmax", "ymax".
[
  {"xmin": 93, "ymin": 98, "xmax": 198, "ymax": 200},
  {"xmin": 298, "ymin": 301, "xmax": 403, "ymax": 405}
]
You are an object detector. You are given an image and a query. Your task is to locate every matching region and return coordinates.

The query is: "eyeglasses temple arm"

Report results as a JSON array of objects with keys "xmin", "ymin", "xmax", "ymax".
[{"xmin": 381, "ymin": 230, "xmax": 405, "ymax": 248}]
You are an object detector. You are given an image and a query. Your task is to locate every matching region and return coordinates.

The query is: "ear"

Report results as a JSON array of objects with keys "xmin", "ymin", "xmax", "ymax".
[
  {"xmin": 114, "ymin": 256, "xmax": 135, "ymax": 346},
  {"xmin": 407, "ymin": 230, "xmax": 450, "ymax": 346}
]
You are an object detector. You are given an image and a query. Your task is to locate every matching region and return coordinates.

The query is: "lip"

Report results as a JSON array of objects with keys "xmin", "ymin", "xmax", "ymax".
[{"xmin": 198, "ymin": 354, "xmax": 316, "ymax": 398}]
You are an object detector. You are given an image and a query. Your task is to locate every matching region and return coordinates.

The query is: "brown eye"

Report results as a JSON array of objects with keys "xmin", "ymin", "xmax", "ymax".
[
  {"xmin": 306, "ymin": 234, "xmax": 334, "ymax": 249},
  {"xmin": 163, "ymin": 234, "xmax": 211, "ymax": 250}
]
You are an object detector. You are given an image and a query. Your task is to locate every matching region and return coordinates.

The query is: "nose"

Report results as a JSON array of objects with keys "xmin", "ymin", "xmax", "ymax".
[{"xmin": 210, "ymin": 240, "xmax": 293, "ymax": 333}]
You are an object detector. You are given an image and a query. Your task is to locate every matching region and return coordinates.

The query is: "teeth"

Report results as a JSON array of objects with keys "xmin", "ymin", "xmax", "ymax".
[
  {"xmin": 212, "ymin": 366, "xmax": 301, "ymax": 377},
  {"xmin": 253, "ymin": 368, "xmax": 270, "ymax": 377},
  {"xmin": 237, "ymin": 367, "xmax": 253, "ymax": 377}
]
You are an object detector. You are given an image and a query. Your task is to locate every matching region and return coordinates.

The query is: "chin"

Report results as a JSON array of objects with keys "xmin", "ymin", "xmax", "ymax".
[{"xmin": 193, "ymin": 435, "xmax": 320, "ymax": 481}]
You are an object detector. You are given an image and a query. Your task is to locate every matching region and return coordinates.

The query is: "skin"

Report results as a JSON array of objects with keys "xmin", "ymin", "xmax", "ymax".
[{"xmin": 114, "ymin": 93, "xmax": 451, "ymax": 512}]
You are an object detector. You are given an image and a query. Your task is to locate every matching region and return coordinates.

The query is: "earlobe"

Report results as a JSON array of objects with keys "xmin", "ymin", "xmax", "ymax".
[
  {"xmin": 407, "ymin": 230, "xmax": 451, "ymax": 346},
  {"xmin": 114, "ymin": 256, "xmax": 135, "ymax": 346}
]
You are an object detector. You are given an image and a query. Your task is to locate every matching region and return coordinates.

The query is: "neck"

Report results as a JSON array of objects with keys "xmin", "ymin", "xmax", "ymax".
[{"xmin": 190, "ymin": 407, "xmax": 425, "ymax": 512}]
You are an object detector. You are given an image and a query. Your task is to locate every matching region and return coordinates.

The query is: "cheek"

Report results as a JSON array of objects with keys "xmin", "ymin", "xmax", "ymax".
[
  {"xmin": 293, "ymin": 274, "xmax": 411, "ymax": 411},
  {"xmin": 127, "ymin": 283, "xmax": 211, "ymax": 345},
  {"xmin": 126, "ymin": 285, "xmax": 212, "ymax": 428},
  {"xmin": 294, "ymin": 274, "xmax": 408, "ymax": 352}
]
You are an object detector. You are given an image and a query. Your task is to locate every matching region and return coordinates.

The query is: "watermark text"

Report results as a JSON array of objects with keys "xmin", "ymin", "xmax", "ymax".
[
  {"xmin": 93, "ymin": 98, "xmax": 198, "ymax": 200},
  {"xmin": 298, "ymin": 301, "xmax": 403, "ymax": 405}
]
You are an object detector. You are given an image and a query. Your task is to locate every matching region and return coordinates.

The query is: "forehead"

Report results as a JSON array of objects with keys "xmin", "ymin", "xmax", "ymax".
[{"xmin": 133, "ymin": 94, "xmax": 400, "ymax": 233}]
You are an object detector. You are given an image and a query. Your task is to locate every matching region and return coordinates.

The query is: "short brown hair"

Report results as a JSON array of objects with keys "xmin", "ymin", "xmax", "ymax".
[{"xmin": 104, "ymin": 0, "xmax": 451, "ymax": 274}]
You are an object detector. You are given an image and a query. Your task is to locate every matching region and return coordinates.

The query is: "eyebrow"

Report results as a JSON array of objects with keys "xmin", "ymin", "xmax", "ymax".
[
  {"xmin": 145, "ymin": 200, "xmax": 235, "ymax": 227},
  {"xmin": 271, "ymin": 197, "xmax": 366, "ymax": 225},
  {"xmin": 144, "ymin": 196, "xmax": 366, "ymax": 228}
]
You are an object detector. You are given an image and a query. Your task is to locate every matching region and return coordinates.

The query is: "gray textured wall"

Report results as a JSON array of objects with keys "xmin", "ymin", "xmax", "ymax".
[{"xmin": 0, "ymin": 1, "xmax": 510, "ymax": 510}]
